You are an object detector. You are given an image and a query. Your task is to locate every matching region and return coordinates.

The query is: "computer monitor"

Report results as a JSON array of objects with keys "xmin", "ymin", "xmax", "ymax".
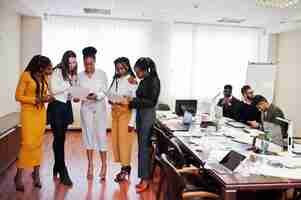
[{"xmin": 175, "ymin": 99, "xmax": 197, "ymax": 116}]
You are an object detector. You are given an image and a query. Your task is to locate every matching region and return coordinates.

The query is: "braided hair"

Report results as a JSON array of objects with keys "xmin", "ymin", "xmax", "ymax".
[
  {"xmin": 134, "ymin": 57, "xmax": 158, "ymax": 78},
  {"xmin": 109, "ymin": 57, "xmax": 135, "ymax": 91},
  {"xmin": 25, "ymin": 55, "xmax": 51, "ymax": 101}
]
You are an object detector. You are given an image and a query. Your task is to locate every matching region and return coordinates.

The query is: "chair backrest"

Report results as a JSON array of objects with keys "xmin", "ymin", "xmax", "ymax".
[
  {"xmin": 153, "ymin": 126, "xmax": 172, "ymax": 155},
  {"xmin": 153, "ymin": 126, "xmax": 186, "ymax": 168},
  {"xmin": 168, "ymin": 137, "xmax": 186, "ymax": 168},
  {"xmin": 157, "ymin": 102, "xmax": 171, "ymax": 111},
  {"xmin": 159, "ymin": 154, "xmax": 186, "ymax": 200}
]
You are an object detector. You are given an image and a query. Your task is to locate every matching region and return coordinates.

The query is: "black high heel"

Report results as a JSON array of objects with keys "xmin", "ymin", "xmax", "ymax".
[
  {"xmin": 114, "ymin": 166, "xmax": 131, "ymax": 183},
  {"xmin": 31, "ymin": 172, "xmax": 42, "ymax": 188},
  {"xmin": 59, "ymin": 167, "xmax": 73, "ymax": 187},
  {"xmin": 53, "ymin": 165, "xmax": 59, "ymax": 178},
  {"xmin": 99, "ymin": 165, "xmax": 107, "ymax": 182},
  {"xmin": 14, "ymin": 175, "xmax": 24, "ymax": 192}
]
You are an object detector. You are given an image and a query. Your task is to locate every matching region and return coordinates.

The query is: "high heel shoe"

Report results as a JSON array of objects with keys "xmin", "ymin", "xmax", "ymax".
[
  {"xmin": 136, "ymin": 182, "xmax": 149, "ymax": 193},
  {"xmin": 31, "ymin": 172, "xmax": 42, "ymax": 188},
  {"xmin": 87, "ymin": 165, "xmax": 94, "ymax": 180},
  {"xmin": 14, "ymin": 175, "xmax": 24, "ymax": 192},
  {"xmin": 99, "ymin": 165, "xmax": 107, "ymax": 181},
  {"xmin": 59, "ymin": 167, "xmax": 73, "ymax": 187},
  {"xmin": 53, "ymin": 165, "xmax": 59, "ymax": 178},
  {"xmin": 114, "ymin": 166, "xmax": 131, "ymax": 183}
]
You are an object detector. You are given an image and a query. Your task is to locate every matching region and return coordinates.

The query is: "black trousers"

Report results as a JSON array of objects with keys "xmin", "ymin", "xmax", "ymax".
[
  {"xmin": 136, "ymin": 108, "xmax": 155, "ymax": 179},
  {"xmin": 47, "ymin": 100, "xmax": 73, "ymax": 171}
]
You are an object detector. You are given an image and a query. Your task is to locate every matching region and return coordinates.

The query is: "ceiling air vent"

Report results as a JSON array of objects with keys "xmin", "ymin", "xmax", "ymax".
[
  {"xmin": 83, "ymin": 8, "xmax": 111, "ymax": 15},
  {"xmin": 217, "ymin": 17, "xmax": 246, "ymax": 24}
]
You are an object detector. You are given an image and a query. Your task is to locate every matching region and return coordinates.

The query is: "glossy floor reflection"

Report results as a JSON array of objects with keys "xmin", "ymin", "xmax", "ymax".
[{"xmin": 0, "ymin": 131, "xmax": 160, "ymax": 200}]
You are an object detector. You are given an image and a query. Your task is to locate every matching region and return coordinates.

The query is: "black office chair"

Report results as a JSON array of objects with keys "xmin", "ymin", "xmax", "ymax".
[
  {"xmin": 158, "ymin": 154, "xmax": 220, "ymax": 200},
  {"xmin": 153, "ymin": 126, "xmax": 173, "ymax": 156},
  {"xmin": 153, "ymin": 125, "xmax": 208, "ymax": 175},
  {"xmin": 156, "ymin": 102, "xmax": 171, "ymax": 111}
]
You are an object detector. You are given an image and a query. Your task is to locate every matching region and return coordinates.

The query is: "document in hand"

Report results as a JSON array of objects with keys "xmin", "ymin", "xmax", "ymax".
[{"xmin": 69, "ymin": 86, "xmax": 90, "ymax": 99}]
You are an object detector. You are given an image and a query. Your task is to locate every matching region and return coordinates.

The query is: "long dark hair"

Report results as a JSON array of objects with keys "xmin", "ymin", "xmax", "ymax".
[
  {"xmin": 25, "ymin": 55, "xmax": 52, "ymax": 99},
  {"xmin": 55, "ymin": 50, "xmax": 77, "ymax": 83},
  {"xmin": 134, "ymin": 57, "xmax": 158, "ymax": 78},
  {"xmin": 109, "ymin": 57, "xmax": 136, "ymax": 91}
]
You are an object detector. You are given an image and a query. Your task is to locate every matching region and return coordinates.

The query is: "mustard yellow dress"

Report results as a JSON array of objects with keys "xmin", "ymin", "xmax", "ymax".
[{"xmin": 15, "ymin": 71, "xmax": 48, "ymax": 169}]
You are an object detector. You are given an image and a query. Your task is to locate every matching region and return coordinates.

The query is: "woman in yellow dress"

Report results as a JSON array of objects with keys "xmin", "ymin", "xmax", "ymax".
[{"xmin": 15, "ymin": 55, "xmax": 53, "ymax": 192}]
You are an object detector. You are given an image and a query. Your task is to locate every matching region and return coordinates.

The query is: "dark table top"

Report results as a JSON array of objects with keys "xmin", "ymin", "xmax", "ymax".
[{"xmin": 0, "ymin": 112, "xmax": 20, "ymax": 138}]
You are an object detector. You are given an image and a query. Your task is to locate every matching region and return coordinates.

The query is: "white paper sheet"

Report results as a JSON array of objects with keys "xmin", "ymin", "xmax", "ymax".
[
  {"xmin": 258, "ymin": 166, "xmax": 301, "ymax": 180},
  {"xmin": 68, "ymin": 86, "xmax": 90, "ymax": 99}
]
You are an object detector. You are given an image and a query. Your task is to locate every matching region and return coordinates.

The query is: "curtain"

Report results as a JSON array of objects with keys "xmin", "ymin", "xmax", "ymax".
[
  {"xmin": 43, "ymin": 16, "xmax": 261, "ymax": 112},
  {"xmin": 43, "ymin": 16, "xmax": 153, "ymax": 128},
  {"xmin": 43, "ymin": 16, "xmax": 152, "ymax": 80},
  {"xmin": 169, "ymin": 23, "xmax": 260, "ymax": 102}
]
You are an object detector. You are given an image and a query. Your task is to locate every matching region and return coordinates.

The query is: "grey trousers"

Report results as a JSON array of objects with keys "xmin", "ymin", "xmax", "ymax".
[{"xmin": 136, "ymin": 108, "xmax": 155, "ymax": 179}]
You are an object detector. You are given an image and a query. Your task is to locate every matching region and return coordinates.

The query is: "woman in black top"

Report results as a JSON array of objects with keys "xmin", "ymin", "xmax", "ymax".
[{"xmin": 128, "ymin": 57, "xmax": 160, "ymax": 193}]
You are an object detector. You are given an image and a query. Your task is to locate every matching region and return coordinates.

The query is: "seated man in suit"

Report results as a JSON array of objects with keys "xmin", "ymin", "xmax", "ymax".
[
  {"xmin": 252, "ymin": 95, "xmax": 288, "ymax": 145},
  {"xmin": 239, "ymin": 85, "xmax": 262, "ymax": 127},
  {"xmin": 217, "ymin": 85, "xmax": 241, "ymax": 121}
]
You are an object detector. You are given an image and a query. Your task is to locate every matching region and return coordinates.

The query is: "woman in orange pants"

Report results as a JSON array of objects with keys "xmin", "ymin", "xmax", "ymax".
[{"xmin": 108, "ymin": 57, "xmax": 137, "ymax": 182}]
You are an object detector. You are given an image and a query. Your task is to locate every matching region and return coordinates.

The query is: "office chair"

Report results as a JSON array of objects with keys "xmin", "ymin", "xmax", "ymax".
[
  {"xmin": 158, "ymin": 154, "xmax": 220, "ymax": 200},
  {"xmin": 157, "ymin": 102, "xmax": 171, "ymax": 111},
  {"xmin": 153, "ymin": 126, "xmax": 205, "ymax": 173}
]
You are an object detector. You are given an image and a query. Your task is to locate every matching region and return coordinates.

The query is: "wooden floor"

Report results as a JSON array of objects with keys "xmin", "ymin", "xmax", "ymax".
[{"xmin": 0, "ymin": 131, "xmax": 160, "ymax": 200}]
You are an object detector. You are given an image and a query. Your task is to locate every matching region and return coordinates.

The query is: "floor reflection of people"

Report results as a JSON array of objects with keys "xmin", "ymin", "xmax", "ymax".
[
  {"xmin": 98, "ymin": 181, "xmax": 107, "ymax": 200},
  {"xmin": 85, "ymin": 180, "xmax": 94, "ymax": 200},
  {"xmin": 112, "ymin": 182, "xmax": 129, "ymax": 200},
  {"xmin": 53, "ymin": 177, "xmax": 71, "ymax": 200}
]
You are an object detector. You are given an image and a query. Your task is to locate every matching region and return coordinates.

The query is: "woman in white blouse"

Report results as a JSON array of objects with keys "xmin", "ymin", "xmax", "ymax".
[
  {"xmin": 107, "ymin": 57, "xmax": 137, "ymax": 182},
  {"xmin": 47, "ymin": 50, "xmax": 77, "ymax": 186},
  {"xmin": 78, "ymin": 47, "xmax": 108, "ymax": 181}
]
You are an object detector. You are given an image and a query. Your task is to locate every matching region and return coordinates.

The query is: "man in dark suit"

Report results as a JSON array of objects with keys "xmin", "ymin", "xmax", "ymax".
[
  {"xmin": 239, "ymin": 85, "xmax": 262, "ymax": 127},
  {"xmin": 217, "ymin": 85, "xmax": 241, "ymax": 121}
]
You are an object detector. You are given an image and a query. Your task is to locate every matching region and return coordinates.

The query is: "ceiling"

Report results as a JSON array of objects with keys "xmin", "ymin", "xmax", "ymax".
[{"xmin": 16, "ymin": 0, "xmax": 301, "ymax": 32}]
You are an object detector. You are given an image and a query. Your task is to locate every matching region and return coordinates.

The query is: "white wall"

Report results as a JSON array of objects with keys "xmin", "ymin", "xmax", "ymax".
[
  {"xmin": 21, "ymin": 16, "xmax": 42, "ymax": 70},
  {"xmin": 275, "ymin": 29, "xmax": 300, "ymax": 136},
  {"xmin": 0, "ymin": 0, "xmax": 21, "ymax": 117}
]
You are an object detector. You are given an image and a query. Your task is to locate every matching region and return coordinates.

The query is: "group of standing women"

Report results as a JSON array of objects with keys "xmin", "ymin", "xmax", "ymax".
[{"xmin": 14, "ymin": 46, "xmax": 161, "ymax": 193}]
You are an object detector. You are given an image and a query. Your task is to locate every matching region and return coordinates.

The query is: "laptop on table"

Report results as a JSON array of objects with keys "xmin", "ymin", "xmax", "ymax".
[{"xmin": 208, "ymin": 150, "xmax": 246, "ymax": 174}]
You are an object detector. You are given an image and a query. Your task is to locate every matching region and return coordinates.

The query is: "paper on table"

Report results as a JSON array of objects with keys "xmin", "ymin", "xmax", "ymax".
[
  {"xmin": 68, "ymin": 86, "xmax": 90, "ymax": 99},
  {"xmin": 258, "ymin": 166, "xmax": 301, "ymax": 180}
]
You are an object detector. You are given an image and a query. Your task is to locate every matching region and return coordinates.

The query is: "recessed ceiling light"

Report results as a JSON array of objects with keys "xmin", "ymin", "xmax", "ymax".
[
  {"xmin": 193, "ymin": 3, "xmax": 200, "ymax": 9},
  {"xmin": 83, "ymin": 8, "xmax": 111, "ymax": 15},
  {"xmin": 217, "ymin": 17, "xmax": 246, "ymax": 24}
]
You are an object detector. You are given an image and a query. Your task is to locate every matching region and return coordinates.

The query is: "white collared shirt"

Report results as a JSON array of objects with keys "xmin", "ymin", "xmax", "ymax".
[
  {"xmin": 49, "ymin": 68, "xmax": 74, "ymax": 103},
  {"xmin": 78, "ymin": 69, "xmax": 108, "ymax": 104},
  {"xmin": 107, "ymin": 74, "xmax": 138, "ymax": 127},
  {"xmin": 108, "ymin": 75, "xmax": 137, "ymax": 97}
]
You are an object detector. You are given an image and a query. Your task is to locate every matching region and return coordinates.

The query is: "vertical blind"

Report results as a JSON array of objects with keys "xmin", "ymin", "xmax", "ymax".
[{"xmin": 43, "ymin": 16, "xmax": 260, "ymax": 104}]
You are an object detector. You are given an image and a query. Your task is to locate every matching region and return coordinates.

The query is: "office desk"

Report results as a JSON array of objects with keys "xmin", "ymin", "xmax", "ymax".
[{"xmin": 156, "ymin": 115, "xmax": 301, "ymax": 200}]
